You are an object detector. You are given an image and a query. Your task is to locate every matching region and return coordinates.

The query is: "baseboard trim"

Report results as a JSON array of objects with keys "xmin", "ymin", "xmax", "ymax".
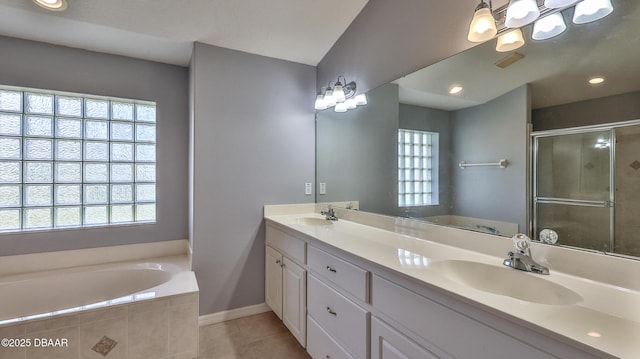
[{"xmin": 198, "ymin": 303, "xmax": 271, "ymax": 327}]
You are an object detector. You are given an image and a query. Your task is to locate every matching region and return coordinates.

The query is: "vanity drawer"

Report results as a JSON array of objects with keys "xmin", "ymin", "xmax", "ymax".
[
  {"xmin": 266, "ymin": 224, "xmax": 306, "ymax": 264},
  {"xmin": 307, "ymin": 315, "xmax": 354, "ymax": 359},
  {"xmin": 371, "ymin": 275, "xmax": 553, "ymax": 359},
  {"xmin": 371, "ymin": 316, "xmax": 440, "ymax": 359},
  {"xmin": 308, "ymin": 245, "xmax": 369, "ymax": 302},
  {"xmin": 308, "ymin": 274, "xmax": 369, "ymax": 359}
]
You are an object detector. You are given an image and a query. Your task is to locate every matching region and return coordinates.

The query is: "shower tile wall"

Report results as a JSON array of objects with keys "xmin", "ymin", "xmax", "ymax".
[
  {"xmin": 0, "ymin": 293, "xmax": 198, "ymax": 359},
  {"xmin": 614, "ymin": 125, "xmax": 640, "ymax": 256}
]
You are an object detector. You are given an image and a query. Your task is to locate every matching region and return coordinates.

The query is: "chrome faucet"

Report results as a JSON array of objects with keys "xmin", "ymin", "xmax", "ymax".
[
  {"xmin": 320, "ymin": 205, "xmax": 338, "ymax": 221},
  {"xmin": 503, "ymin": 234, "xmax": 549, "ymax": 275}
]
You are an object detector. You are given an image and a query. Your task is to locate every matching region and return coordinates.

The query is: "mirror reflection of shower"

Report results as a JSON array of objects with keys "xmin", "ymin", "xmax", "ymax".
[{"xmin": 533, "ymin": 121, "xmax": 640, "ymax": 257}]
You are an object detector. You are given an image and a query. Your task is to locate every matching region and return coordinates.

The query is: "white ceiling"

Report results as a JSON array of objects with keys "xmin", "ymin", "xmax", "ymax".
[
  {"xmin": 394, "ymin": 0, "xmax": 640, "ymax": 110},
  {"xmin": 0, "ymin": 0, "xmax": 369, "ymax": 67}
]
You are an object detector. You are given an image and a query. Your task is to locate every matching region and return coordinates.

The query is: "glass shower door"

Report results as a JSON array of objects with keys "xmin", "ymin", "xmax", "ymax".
[{"xmin": 534, "ymin": 130, "xmax": 614, "ymax": 252}]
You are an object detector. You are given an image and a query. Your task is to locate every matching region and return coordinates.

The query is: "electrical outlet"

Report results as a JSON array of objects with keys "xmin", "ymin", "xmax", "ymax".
[
  {"xmin": 319, "ymin": 182, "xmax": 327, "ymax": 195},
  {"xmin": 305, "ymin": 183, "xmax": 313, "ymax": 195}
]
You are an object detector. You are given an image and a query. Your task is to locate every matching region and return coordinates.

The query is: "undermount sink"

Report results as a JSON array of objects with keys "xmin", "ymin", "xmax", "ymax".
[
  {"xmin": 295, "ymin": 217, "xmax": 333, "ymax": 226},
  {"xmin": 429, "ymin": 260, "xmax": 582, "ymax": 306}
]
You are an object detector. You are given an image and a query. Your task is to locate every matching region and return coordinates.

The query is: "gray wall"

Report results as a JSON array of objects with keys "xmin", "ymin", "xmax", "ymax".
[
  {"xmin": 190, "ymin": 43, "xmax": 316, "ymax": 315},
  {"xmin": 317, "ymin": 0, "xmax": 478, "ymax": 96},
  {"xmin": 399, "ymin": 104, "xmax": 452, "ymax": 217},
  {"xmin": 0, "ymin": 36, "xmax": 189, "ymax": 255},
  {"xmin": 533, "ymin": 91, "xmax": 640, "ymax": 131},
  {"xmin": 450, "ymin": 86, "xmax": 530, "ymax": 232},
  {"xmin": 316, "ymin": 83, "xmax": 399, "ymax": 216}
]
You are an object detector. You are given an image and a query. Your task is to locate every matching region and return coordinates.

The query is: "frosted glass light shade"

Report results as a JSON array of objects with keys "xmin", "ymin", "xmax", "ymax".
[
  {"xmin": 505, "ymin": 0, "xmax": 540, "ymax": 28},
  {"xmin": 314, "ymin": 94, "xmax": 327, "ymax": 110},
  {"xmin": 333, "ymin": 83, "xmax": 346, "ymax": 103},
  {"xmin": 354, "ymin": 94, "xmax": 367, "ymax": 105},
  {"xmin": 468, "ymin": 7, "xmax": 497, "ymax": 42},
  {"xmin": 544, "ymin": 0, "xmax": 579, "ymax": 8},
  {"xmin": 496, "ymin": 29, "xmax": 525, "ymax": 52},
  {"xmin": 532, "ymin": 13, "xmax": 567, "ymax": 40},
  {"xmin": 573, "ymin": 0, "xmax": 613, "ymax": 24},
  {"xmin": 345, "ymin": 98, "xmax": 357, "ymax": 110},
  {"xmin": 334, "ymin": 102, "xmax": 347, "ymax": 113},
  {"xmin": 324, "ymin": 88, "xmax": 336, "ymax": 107}
]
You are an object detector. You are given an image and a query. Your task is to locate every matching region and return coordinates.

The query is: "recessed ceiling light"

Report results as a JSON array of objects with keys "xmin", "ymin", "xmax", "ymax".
[
  {"xmin": 587, "ymin": 331, "xmax": 602, "ymax": 338},
  {"xmin": 33, "ymin": 0, "xmax": 68, "ymax": 11},
  {"xmin": 449, "ymin": 86, "xmax": 464, "ymax": 95},
  {"xmin": 588, "ymin": 76, "xmax": 605, "ymax": 85}
]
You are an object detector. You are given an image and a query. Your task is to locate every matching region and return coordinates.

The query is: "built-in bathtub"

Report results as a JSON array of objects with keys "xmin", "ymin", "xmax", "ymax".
[
  {"xmin": 422, "ymin": 214, "xmax": 519, "ymax": 236},
  {"xmin": 0, "ymin": 240, "xmax": 199, "ymax": 359}
]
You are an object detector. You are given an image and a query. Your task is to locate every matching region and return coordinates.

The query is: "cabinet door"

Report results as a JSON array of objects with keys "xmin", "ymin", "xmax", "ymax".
[
  {"xmin": 265, "ymin": 245, "xmax": 283, "ymax": 319},
  {"xmin": 371, "ymin": 317, "xmax": 440, "ymax": 359},
  {"xmin": 283, "ymin": 257, "xmax": 307, "ymax": 347}
]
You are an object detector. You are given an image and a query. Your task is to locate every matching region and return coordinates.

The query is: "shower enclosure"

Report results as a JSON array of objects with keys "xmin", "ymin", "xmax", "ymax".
[{"xmin": 532, "ymin": 121, "xmax": 640, "ymax": 257}]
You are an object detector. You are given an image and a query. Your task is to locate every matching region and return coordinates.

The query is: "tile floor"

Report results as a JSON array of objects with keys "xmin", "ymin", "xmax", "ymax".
[{"xmin": 198, "ymin": 311, "xmax": 310, "ymax": 359}]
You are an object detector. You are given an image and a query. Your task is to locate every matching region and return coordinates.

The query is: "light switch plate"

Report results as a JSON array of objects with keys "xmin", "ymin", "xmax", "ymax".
[
  {"xmin": 305, "ymin": 183, "xmax": 313, "ymax": 195},
  {"xmin": 319, "ymin": 182, "xmax": 326, "ymax": 195}
]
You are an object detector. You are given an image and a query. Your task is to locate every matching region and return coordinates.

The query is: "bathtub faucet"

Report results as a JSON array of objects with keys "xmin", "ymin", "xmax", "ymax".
[
  {"xmin": 503, "ymin": 234, "xmax": 549, "ymax": 275},
  {"xmin": 476, "ymin": 224, "xmax": 501, "ymax": 235}
]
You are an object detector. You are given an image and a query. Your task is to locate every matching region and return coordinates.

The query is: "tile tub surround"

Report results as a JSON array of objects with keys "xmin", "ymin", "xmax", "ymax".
[
  {"xmin": 0, "ymin": 240, "xmax": 199, "ymax": 359},
  {"xmin": 0, "ymin": 293, "xmax": 198, "ymax": 359},
  {"xmin": 264, "ymin": 204, "xmax": 640, "ymax": 358}
]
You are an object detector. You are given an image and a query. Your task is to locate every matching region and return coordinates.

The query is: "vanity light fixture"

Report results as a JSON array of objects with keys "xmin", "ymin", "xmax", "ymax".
[
  {"xmin": 496, "ymin": 29, "xmax": 526, "ymax": 52},
  {"xmin": 314, "ymin": 76, "xmax": 366, "ymax": 112},
  {"xmin": 532, "ymin": 12, "xmax": 567, "ymax": 40},
  {"xmin": 466, "ymin": 0, "xmax": 613, "ymax": 51},
  {"xmin": 572, "ymin": 0, "xmax": 613, "ymax": 24},
  {"xmin": 33, "ymin": 0, "xmax": 68, "ymax": 11}
]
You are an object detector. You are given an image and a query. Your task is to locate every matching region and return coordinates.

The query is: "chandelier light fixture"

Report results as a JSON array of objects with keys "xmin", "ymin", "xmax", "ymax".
[
  {"xmin": 466, "ymin": 0, "xmax": 614, "ymax": 51},
  {"xmin": 314, "ymin": 76, "xmax": 368, "ymax": 112}
]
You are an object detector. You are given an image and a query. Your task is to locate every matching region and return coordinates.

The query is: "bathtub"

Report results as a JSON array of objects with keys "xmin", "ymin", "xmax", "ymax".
[
  {"xmin": 422, "ymin": 215, "xmax": 519, "ymax": 236},
  {"xmin": 0, "ymin": 240, "xmax": 199, "ymax": 359}
]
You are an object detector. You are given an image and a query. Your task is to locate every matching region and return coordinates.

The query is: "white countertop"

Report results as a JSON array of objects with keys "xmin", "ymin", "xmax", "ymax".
[{"xmin": 265, "ymin": 208, "xmax": 640, "ymax": 359}]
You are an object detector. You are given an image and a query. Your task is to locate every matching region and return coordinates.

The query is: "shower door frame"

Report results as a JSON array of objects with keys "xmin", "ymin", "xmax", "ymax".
[{"xmin": 531, "ymin": 119, "xmax": 640, "ymax": 253}]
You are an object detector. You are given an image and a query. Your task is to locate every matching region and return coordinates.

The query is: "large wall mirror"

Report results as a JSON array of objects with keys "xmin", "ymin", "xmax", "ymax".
[{"xmin": 316, "ymin": 0, "xmax": 640, "ymax": 259}]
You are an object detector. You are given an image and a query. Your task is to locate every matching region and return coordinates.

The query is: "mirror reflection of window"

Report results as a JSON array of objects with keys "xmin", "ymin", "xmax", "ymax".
[{"xmin": 398, "ymin": 129, "xmax": 439, "ymax": 207}]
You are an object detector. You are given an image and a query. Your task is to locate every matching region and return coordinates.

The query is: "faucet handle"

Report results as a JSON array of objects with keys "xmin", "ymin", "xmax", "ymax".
[
  {"xmin": 511, "ymin": 233, "xmax": 531, "ymax": 253},
  {"xmin": 539, "ymin": 229, "xmax": 558, "ymax": 244}
]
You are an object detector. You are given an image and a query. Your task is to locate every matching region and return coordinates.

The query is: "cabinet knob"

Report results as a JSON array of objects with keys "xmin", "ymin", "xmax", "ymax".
[
  {"xmin": 280, "ymin": 263, "xmax": 285, "ymax": 268},
  {"xmin": 326, "ymin": 306, "xmax": 337, "ymax": 316},
  {"xmin": 326, "ymin": 266, "xmax": 337, "ymax": 273},
  {"xmin": 275, "ymin": 259, "xmax": 281, "ymax": 264},
  {"xmin": 326, "ymin": 356, "xmax": 331, "ymax": 359}
]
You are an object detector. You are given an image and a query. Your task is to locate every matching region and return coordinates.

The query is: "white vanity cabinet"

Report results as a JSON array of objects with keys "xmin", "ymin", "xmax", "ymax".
[
  {"xmin": 265, "ymin": 224, "xmax": 307, "ymax": 347},
  {"xmin": 265, "ymin": 208, "xmax": 626, "ymax": 359},
  {"xmin": 307, "ymin": 246, "xmax": 370, "ymax": 359},
  {"xmin": 371, "ymin": 275, "xmax": 555, "ymax": 359}
]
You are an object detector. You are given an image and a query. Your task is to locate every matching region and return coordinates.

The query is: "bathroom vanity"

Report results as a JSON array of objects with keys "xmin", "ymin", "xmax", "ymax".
[{"xmin": 264, "ymin": 204, "xmax": 639, "ymax": 359}]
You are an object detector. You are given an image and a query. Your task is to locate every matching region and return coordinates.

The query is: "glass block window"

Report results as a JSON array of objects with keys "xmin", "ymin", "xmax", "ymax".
[
  {"xmin": 398, "ymin": 129, "xmax": 438, "ymax": 207},
  {"xmin": 0, "ymin": 86, "xmax": 156, "ymax": 232}
]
